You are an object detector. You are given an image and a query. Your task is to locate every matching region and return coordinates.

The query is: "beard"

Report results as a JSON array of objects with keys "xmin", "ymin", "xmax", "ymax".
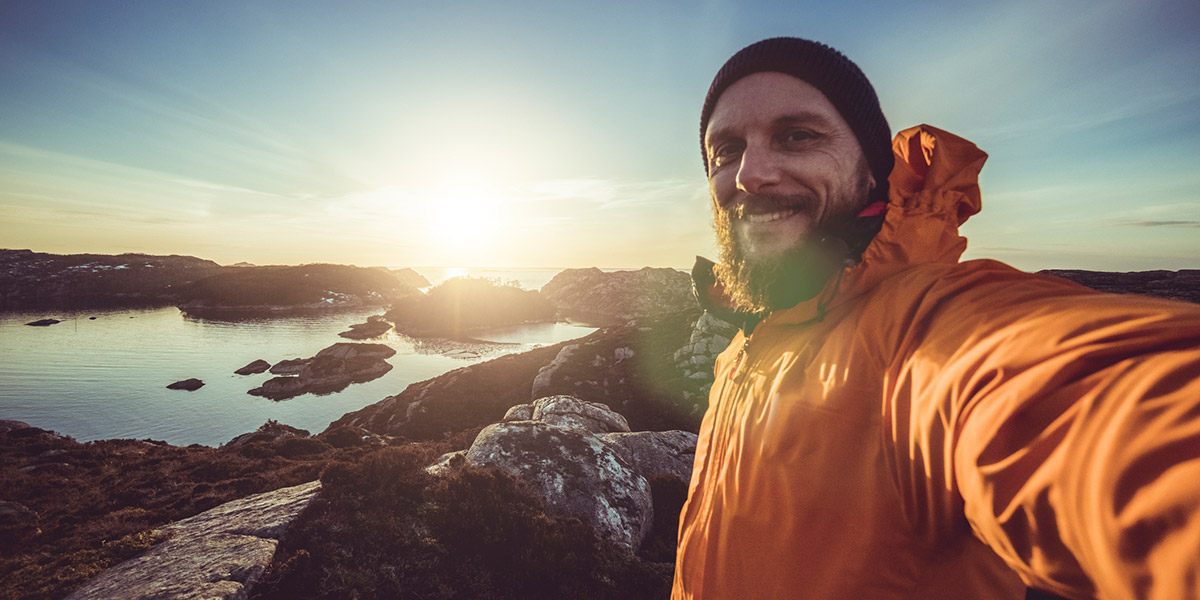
[{"xmin": 712, "ymin": 166, "xmax": 873, "ymax": 315}]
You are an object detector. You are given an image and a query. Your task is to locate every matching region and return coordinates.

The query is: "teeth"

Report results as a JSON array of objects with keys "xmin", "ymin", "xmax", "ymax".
[{"xmin": 741, "ymin": 208, "xmax": 798, "ymax": 223}]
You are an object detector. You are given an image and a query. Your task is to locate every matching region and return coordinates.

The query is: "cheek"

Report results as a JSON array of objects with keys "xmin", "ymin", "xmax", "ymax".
[{"xmin": 709, "ymin": 173, "xmax": 737, "ymax": 208}]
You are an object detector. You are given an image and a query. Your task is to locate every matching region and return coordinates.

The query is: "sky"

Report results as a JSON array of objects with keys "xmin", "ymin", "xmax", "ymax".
[{"xmin": 1, "ymin": 0, "xmax": 1198, "ymax": 271}]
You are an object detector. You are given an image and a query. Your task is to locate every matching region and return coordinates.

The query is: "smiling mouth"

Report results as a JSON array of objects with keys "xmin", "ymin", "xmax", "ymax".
[
  {"xmin": 732, "ymin": 194, "xmax": 813, "ymax": 224},
  {"xmin": 738, "ymin": 206, "xmax": 803, "ymax": 223}
]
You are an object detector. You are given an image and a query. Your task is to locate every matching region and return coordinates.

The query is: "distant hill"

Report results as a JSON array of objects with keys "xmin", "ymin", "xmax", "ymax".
[
  {"xmin": 385, "ymin": 276, "xmax": 555, "ymax": 338},
  {"xmin": 0, "ymin": 249, "xmax": 222, "ymax": 310},
  {"xmin": 1038, "ymin": 269, "xmax": 1200, "ymax": 304},
  {"xmin": 0, "ymin": 250, "xmax": 425, "ymax": 312},
  {"xmin": 178, "ymin": 263, "xmax": 420, "ymax": 315}
]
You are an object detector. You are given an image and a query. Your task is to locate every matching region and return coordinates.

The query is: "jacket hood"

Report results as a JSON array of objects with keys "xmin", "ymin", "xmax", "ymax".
[{"xmin": 693, "ymin": 124, "xmax": 989, "ymax": 329}]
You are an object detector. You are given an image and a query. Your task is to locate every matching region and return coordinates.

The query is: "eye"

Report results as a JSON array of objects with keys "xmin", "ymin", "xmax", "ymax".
[
  {"xmin": 709, "ymin": 142, "xmax": 743, "ymax": 170},
  {"xmin": 782, "ymin": 129, "xmax": 818, "ymax": 144}
]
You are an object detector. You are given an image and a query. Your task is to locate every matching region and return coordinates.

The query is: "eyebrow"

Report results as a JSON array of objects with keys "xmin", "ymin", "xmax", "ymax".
[{"xmin": 705, "ymin": 111, "xmax": 838, "ymax": 149}]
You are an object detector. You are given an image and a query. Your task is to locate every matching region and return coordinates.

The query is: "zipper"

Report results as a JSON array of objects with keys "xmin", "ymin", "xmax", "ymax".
[{"xmin": 729, "ymin": 335, "xmax": 751, "ymax": 380}]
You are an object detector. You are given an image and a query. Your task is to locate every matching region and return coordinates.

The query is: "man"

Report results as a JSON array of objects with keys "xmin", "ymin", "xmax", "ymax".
[{"xmin": 674, "ymin": 37, "xmax": 1200, "ymax": 600}]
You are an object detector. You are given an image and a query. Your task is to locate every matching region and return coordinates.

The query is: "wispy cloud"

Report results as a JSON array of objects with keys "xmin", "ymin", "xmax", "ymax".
[{"xmin": 1108, "ymin": 219, "xmax": 1200, "ymax": 228}]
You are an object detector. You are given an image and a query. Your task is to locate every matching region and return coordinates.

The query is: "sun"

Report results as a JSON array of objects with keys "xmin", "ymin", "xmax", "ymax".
[{"xmin": 422, "ymin": 177, "xmax": 510, "ymax": 255}]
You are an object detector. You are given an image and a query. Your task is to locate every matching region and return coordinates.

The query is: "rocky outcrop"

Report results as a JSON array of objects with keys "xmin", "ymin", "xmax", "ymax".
[
  {"xmin": 0, "ymin": 420, "xmax": 32, "ymax": 433},
  {"xmin": 269, "ymin": 358, "xmax": 308, "ymax": 375},
  {"xmin": 338, "ymin": 315, "xmax": 393, "ymax": 339},
  {"xmin": 235, "ymin": 359, "xmax": 271, "ymax": 375},
  {"xmin": 330, "ymin": 309, "xmax": 706, "ymax": 440},
  {"xmin": 65, "ymin": 481, "xmax": 321, "ymax": 600},
  {"xmin": 428, "ymin": 396, "xmax": 697, "ymax": 551},
  {"xmin": 671, "ymin": 310, "xmax": 738, "ymax": 402},
  {"xmin": 166, "ymin": 378, "xmax": 204, "ymax": 391},
  {"xmin": 1039, "ymin": 269, "xmax": 1200, "ymax": 304},
  {"xmin": 250, "ymin": 343, "xmax": 396, "ymax": 401},
  {"xmin": 225, "ymin": 421, "xmax": 311, "ymax": 446},
  {"xmin": 540, "ymin": 267, "xmax": 695, "ymax": 325}
]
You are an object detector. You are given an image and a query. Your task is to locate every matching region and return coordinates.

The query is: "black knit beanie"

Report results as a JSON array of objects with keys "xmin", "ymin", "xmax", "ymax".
[{"xmin": 699, "ymin": 37, "xmax": 893, "ymax": 193}]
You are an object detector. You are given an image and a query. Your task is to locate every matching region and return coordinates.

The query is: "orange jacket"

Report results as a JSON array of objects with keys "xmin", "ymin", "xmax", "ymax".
[{"xmin": 673, "ymin": 125, "xmax": 1200, "ymax": 600}]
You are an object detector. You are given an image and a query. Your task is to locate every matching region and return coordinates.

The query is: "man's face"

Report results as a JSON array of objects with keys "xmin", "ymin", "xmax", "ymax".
[{"xmin": 704, "ymin": 72, "xmax": 875, "ymax": 311}]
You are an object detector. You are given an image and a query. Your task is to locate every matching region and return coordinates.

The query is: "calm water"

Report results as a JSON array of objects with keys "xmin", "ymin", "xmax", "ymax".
[{"xmin": 0, "ymin": 306, "xmax": 594, "ymax": 446}]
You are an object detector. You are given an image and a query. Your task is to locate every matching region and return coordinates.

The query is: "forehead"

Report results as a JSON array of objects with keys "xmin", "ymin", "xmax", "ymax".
[{"xmin": 704, "ymin": 72, "xmax": 846, "ymax": 145}]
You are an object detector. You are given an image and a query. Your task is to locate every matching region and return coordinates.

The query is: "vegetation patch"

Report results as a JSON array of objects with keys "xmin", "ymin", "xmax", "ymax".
[
  {"xmin": 0, "ymin": 426, "xmax": 358, "ymax": 600},
  {"xmin": 251, "ymin": 445, "xmax": 677, "ymax": 600}
]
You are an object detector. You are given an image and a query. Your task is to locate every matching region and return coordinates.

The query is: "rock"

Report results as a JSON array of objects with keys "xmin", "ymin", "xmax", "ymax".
[
  {"xmin": 425, "ymin": 450, "xmax": 467, "ymax": 476},
  {"xmin": 503, "ymin": 403, "xmax": 533, "ymax": 422},
  {"xmin": 672, "ymin": 310, "xmax": 738, "ymax": 399},
  {"xmin": 600, "ymin": 430, "xmax": 699, "ymax": 486},
  {"xmin": 314, "ymin": 342, "xmax": 396, "ymax": 361},
  {"xmin": 316, "ymin": 425, "xmax": 388, "ymax": 448},
  {"xmin": 529, "ymin": 395, "xmax": 630, "ymax": 433},
  {"xmin": 464, "ymin": 420, "xmax": 652, "ymax": 550},
  {"xmin": 166, "ymin": 378, "xmax": 204, "ymax": 391},
  {"xmin": 541, "ymin": 267, "xmax": 695, "ymax": 325},
  {"xmin": 65, "ymin": 481, "xmax": 321, "ymax": 600},
  {"xmin": 530, "ymin": 343, "xmax": 579, "ymax": 399},
  {"xmin": 0, "ymin": 500, "xmax": 41, "ymax": 549},
  {"xmin": 338, "ymin": 317, "xmax": 393, "ymax": 339},
  {"xmin": 235, "ymin": 359, "xmax": 271, "ymax": 375},
  {"xmin": 225, "ymin": 421, "xmax": 310, "ymax": 446},
  {"xmin": 0, "ymin": 420, "xmax": 31, "ymax": 433},
  {"xmin": 250, "ymin": 343, "xmax": 396, "ymax": 400},
  {"xmin": 269, "ymin": 358, "xmax": 309, "ymax": 375},
  {"xmin": 24, "ymin": 318, "xmax": 61, "ymax": 326}
]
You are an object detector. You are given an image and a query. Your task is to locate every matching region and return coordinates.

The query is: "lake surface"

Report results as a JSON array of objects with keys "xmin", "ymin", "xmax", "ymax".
[{"xmin": 0, "ymin": 307, "xmax": 594, "ymax": 446}]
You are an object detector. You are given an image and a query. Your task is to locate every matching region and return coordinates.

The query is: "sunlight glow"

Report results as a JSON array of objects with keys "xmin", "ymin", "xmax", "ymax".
[{"xmin": 421, "ymin": 175, "xmax": 512, "ymax": 256}]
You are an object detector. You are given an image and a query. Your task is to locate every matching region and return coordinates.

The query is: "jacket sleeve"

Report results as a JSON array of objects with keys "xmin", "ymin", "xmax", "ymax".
[{"xmin": 888, "ymin": 262, "xmax": 1200, "ymax": 600}]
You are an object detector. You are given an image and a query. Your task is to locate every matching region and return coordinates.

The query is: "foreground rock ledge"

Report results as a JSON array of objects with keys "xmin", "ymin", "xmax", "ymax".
[{"xmin": 66, "ymin": 480, "xmax": 321, "ymax": 600}]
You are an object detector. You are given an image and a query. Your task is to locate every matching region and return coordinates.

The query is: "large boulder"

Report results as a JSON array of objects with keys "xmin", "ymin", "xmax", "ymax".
[
  {"xmin": 464, "ymin": 420, "xmax": 652, "ymax": 550},
  {"xmin": 540, "ymin": 267, "xmax": 695, "ymax": 325},
  {"xmin": 600, "ymin": 430, "xmax": 698, "ymax": 485},
  {"xmin": 429, "ymin": 396, "xmax": 699, "ymax": 551},
  {"xmin": 65, "ymin": 481, "xmax": 321, "ymax": 600},
  {"xmin": 509, "ymin": 395, "xmax": 631, "ymax": 433},
  {"xmin": 249, "ymin": 343, "xmax": 396, "ymax": 401}
]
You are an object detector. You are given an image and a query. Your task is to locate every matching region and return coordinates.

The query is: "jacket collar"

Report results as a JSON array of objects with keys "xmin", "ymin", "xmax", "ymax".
[{"xmin": 693, "ymin": 124, "xmax": 989, "ymax": 333}]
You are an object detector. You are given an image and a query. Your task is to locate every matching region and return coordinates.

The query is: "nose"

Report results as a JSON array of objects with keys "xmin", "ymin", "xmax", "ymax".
[{"xmin": 735, "ymin": 143, "xmax": 781, "ymax": 195}]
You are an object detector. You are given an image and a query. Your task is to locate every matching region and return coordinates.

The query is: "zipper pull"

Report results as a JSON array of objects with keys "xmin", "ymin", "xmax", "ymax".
[{"xmin": 730, "ymin": 336, "xmax": 750, "ymax": 379}]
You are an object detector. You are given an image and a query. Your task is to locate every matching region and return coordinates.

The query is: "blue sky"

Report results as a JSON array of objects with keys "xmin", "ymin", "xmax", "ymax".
[{"xmin": 1, "ymin": 0, "xmax": 1198, "ymax": 270}]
